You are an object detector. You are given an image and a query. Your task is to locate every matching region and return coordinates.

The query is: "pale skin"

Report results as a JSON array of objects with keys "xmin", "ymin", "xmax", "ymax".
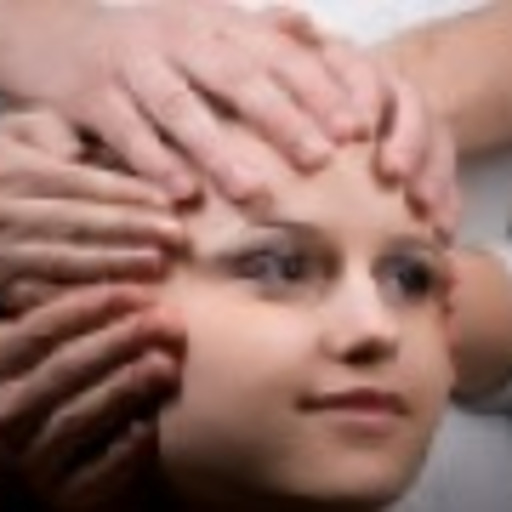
[
  {"xmin": 374, "ymin": 0, "xmax": 512, "ymax": 397},
  {"xmin": 0, "ymin": 1, "xmax": 511, "ymax": 508},
  {"xmin": 0, "ymin": 108, "xmax": 508, "ymax": 511},
  {"xmin": 0, "ymin": 75, "xmax": 456, "ymax": 308},
  {"xmin": 3, "ymin": 1, "xmax": 512, "ymax": 500},
  {"xmin": 275, "ymin": 0, "xmax": 512, "ymax": 399},
  {"xmin": 1, "ymin": 131, "xmax": 452, "ymax": 512},
  {"xmin": 0, "ymin": 110, "xmax": 189, "ymax": 511},
  {"xmin": 0, "ymin": 112, "xmax": 453, "ymax": 511},
  {"xmin": 0, "ymin": 0, "xmax": 457, "ymax": 226},
  {"xmin": 0, "ymin": 0, "xmax": 376, "ymax": 198},
  {"xmin": 0, "ymin": 84, "xmax": 412, "ymax": 509},
  {"xmin": 154, "ymin": 128, "xmax": 454, "ymax": 512},
  {"xmin": 0, "ymin": 1, "xmax": 509, "ymax": 508},
  {"xmin": 377, "ymin": 0, "xmax": 512, "ymax": 158},
  {"xmin": 0, "ymin": 110, "xmax": 184, "ymax": 310}
]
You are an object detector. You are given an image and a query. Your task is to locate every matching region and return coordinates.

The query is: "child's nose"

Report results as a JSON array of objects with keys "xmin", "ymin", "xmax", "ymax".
[{"xmin": 319, "ymin": 270, "xmax": 400, "ymax": 367}]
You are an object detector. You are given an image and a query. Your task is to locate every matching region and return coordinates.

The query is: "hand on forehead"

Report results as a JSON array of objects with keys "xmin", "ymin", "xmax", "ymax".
[{"xmin": 174, "ymin": 121, "xmax": 439, "ymax": 252}]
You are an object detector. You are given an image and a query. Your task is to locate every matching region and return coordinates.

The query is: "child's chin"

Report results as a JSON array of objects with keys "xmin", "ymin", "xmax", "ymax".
[
  {"xmin": 254, "ymin": 486, "xmax": 401, "ymax": 512},
  {"xmin": 257, "ymin": 468, "xmax": 410, "ymax": 511}
]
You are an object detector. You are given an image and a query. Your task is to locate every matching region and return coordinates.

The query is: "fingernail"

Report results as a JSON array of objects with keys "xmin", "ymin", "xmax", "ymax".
[
  {"xmin": 225, "ymin": 166, "xmax": 265, "ymax": 201},
  {"xmin": 143, "ymin": 351, "xmax": 181, "ymax": 386},
  {"xmin": 329, "ymin": 112, "xmax": 357, "ymax": 140},
  {"xmin": 297, "ymin": 133, "xmax": 334, "ymax": 168},
  {"xmin": 384, "ymin": 150, "xmax": 411, "ymax": 179},
  {"xmin": 133, "ymin": 250, "xmax": 168, "ymax": 279},
  {"xmin": 332, "ymin": 109, "xmax": 373, "ymax": 140},
  {"xmin": 168, "ymin": 173, "xmax": 198, "ymax": 201},
  {"xmin": 160, "ymin": 222, "xmax": 186, "ymax": 248}
]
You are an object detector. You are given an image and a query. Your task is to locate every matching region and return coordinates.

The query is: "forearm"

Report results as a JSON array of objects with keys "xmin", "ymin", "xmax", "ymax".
[
  {"xmin": 376, "ymin": 1, "xmax": 512, "ymax": 158},
  {"xmin": 451, "ymin": 246, "xmax": 512, "ymax": 400}
]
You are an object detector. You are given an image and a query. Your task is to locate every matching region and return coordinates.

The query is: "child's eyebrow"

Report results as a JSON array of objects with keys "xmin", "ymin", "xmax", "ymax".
[
  {"xmin": 384, "ymin": 235, "xmax": 446, "ymax": 260},
  {"xmin": 235, "ymin": 220, "xmax": 332, "ymax": 249},
  {"xmin": 194, "ymin": 220, "xmax": 328, "ymax": 260}
]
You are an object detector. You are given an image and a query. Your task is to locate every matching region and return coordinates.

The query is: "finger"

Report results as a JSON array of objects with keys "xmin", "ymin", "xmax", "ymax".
[
  {"xmin": 52, "ymin": 420, "xmax": 156, "ymax": 512},
  {"xmin": 378, "ymin": 76, "xmax": 431, "ymax": 180},
  {"xmin": 0, "ymin": 197, "xmax": 183, "ymax": 248},
  {"xmin": 438, "ymin": 180, "xmax": 462, "ymax": 240},
  {"xmin": 270, "ymin": 43, "xmax": 356, "ymax": 140},
  {"xmin": 255, "ymin": 13, "xmax": 380, "ymax": 138},
  {"xmin": 1, "ymin": 307, "xmax": 180, "ymax": 451},
  {"xmin": 16, "ymin": 307, "xmax": 183, "ymax": 418},
  {"xmin": 0, "ymin": 109, "xmax": 82, "ymax": 160},
  {"xmin": 321, "ymin": 39, "xmax": 391, "ymax": 137},
  {"xmin": 74, "ymin": 85, "xmax": 198, "ymax": 200},
  {"xmin": 178, "ymin": 37, "xmax": 335, "ymax": 170},
  {"xmin": 23, "ymin": 351, "xmax": 175, "ymax": 487},
  {"xmin": 409, "ymin": 126, "xmax": 460, "ymax": 237},
  {"xmin": 244, "ymin": 22, "xmax": 358, "ymax": 141},
  {"xmin": 0, "ymin": 242, "xmax": 166, "ymax": 286},
  {"xmin": 259, "ymin": 5, "xmax": 322, "ymax": 44},
  {"xmin": 121, "ymin": 50, "xmax": 265, "ymax": 200},
  {"xmin": 0, "ymin": 145, "xmax": 171, "ymax": 208},
  {"xmin": 1, "ymin": 280, "xmax": 63, "ymax": 316},
  {"xmin": 0, "ymin": 285, "xmax": 155, "ymax": 377}
]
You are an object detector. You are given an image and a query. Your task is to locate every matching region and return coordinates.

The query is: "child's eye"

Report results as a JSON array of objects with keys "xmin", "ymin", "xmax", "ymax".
[
  {"xmin": 227, "ymin": 243, "xmax": 326, "ymax": 297},
  {"xmin": 377, "ymin": 253, "xmax": 441, "ymax": 305}
]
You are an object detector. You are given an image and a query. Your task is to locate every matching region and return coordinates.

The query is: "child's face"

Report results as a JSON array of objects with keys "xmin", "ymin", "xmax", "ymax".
[{"xmin": 157, "ymin": 131, "xmax": 454, "ymax": 510}]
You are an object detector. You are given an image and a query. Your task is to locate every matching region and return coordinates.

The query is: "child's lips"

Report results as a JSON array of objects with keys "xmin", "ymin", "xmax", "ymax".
[
  {"xmin": 299, "ymin": 387, "xmax": 409, "ymax": 434},
  {"xmin": 302, "ymin": 387, "xmax": 408, "ymax": 413}
]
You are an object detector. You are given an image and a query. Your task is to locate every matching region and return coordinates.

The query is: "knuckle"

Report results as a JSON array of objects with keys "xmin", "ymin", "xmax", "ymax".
[
  {"xmin": 0, "ymin": 137, "xmax": 23, "ymax": 166},
  {"xmin": 131, "ymin": 311, "xmax": 170, "ymax": 342},
  {"xmin": 107, "ymin": 283, "xmax": 149, "ymax": 304},
  {"xmin": 277, "ymin": 48, "xmax": 313, "ymax": 77},
  {"xmin": 157, "ymin": 85, "xmax": 196, "ymax": 121},
  {"xmin": 280, "ymin": 54, "xmax": 330, "ymax": 96},
  {"xmin": 231, "ymin": 72, "xmax": 272, "ymax": 108},
  {"xmin": 113, "ymin": 127, "xmax": 151, "ymax": 161},
  {"xmin": 124, "ymin": 357, "xmax": 156, "ymax": 396},
  {"xmin": 138, "ymin": 351, "xmax": 174, "ymax": 387},
  {"xmin": 83, "ymin": 285, "xmax": 148, "ymax": 314}
]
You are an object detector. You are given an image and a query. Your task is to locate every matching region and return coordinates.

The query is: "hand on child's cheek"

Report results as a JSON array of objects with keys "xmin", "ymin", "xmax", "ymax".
[
  {"xmin": 0, "ymin": 110, "xmax": 185, "ymax": 316},
  {"xmin": 0, "ymin": 285, "xmax": 184, "ymax": 512}
]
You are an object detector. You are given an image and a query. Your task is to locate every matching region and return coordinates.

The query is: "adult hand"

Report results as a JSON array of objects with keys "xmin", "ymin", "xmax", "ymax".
[
  {"xmin": 381, "ymin": 88, "xmax": 459, "ymax": 239},
  {"xmin": 0, "ymin": 284, "xmax": 183, "ymax": 512},
  {"xmin": 0, "ymin": 0, "xmax": 373, "ymax": 200},
  {"xmin": 265, "ymin": 6, "xmax": 460, "ymax": 237},
  {"xmin": 0, "ymin": 111, "xmax": 183, "ymax": 313}
]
